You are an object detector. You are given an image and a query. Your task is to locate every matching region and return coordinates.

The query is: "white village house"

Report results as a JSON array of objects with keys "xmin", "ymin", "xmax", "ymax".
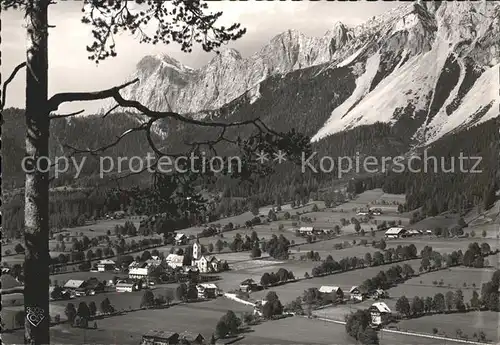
[
  {"xmin": 97, "ymin": 259, "xmax": 116, "ymax": 272},
  {"xmin": 175, "ymin": 233, "xmax": 188, "ymax": 245},
  {"xmin": 384, "ymin": 227, "xmax": 407, "ymax": 239},
  {"xmin": 165, "ymin": 254, "xmax": 185, "ymax": 269},
  {"xmin": 115, "ymin": 282, "xmax": 137, "ymax": 293},
  {"xmin": 128, "ymin": 260, "xmax": 162, "ymax": 280},
  {"xmin": 369, "ymin": 302, "xmax": 392, "ymax": 326},
  {"xmin": 319, "ymin": 285, "xmax": 344, "ymax": 301},
  {"xmin": 196, "ymin": 283, "xmax": 220, "ymax": 299},
  {"xmin": 349, "ymin": 286, "xmax": 364, "ymax": 301}
]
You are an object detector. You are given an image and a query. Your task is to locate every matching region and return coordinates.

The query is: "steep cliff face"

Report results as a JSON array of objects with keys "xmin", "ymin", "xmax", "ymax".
[
  {"xmin": 312, "ymin": 1, "xmax": 499, "ymax": 145},
  {"xmin": 106, "ymin": 21, "xmax": 358, "ymax": 115},
  {"xmin": 107, "ymin": 1, "xmax": 499, "ymax": 147}
]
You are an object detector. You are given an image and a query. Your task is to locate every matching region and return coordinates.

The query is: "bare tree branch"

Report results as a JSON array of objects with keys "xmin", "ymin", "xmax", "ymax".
[
  {"xmin": 48, "ymin": 80, "xmax": 269, "ymax": 131},
  {"xmin": 1, "ymin": 62, "xmax": 27, "ymax": 110},
  {"xmin": 64, "ymin": 122, "xmax": 148, "ymax": 156},
  {"xmin": 47, "ymin": 78, "xmax": 139, "ymax": 109},
  {"xmin": 49, "ymin": 109, "xmax": 85, "ymax": 119},
  {"xmin": 102, "ymin": 104, "xmax": 119, "ymax": 118}
]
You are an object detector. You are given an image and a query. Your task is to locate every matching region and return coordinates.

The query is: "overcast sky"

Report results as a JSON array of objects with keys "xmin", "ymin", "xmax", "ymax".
[{"xmin": 2, "ymin": 1, "xmax": 401, "ymax": 112}]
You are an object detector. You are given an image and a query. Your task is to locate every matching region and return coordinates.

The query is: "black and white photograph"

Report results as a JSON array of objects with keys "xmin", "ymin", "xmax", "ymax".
[{"xmin": 1, "ymin": 0, "xmax": 499, "ymax": 344}]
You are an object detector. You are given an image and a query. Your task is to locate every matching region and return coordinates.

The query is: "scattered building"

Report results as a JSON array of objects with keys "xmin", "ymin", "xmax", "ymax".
[
  {"xmin": 113, "ymin": 210, "xmax": 126, "ymax": 219},
  {"xmin": 349, "ymin": 286, "xmax": 364, "ymax": 302},
  {"xmin": 166, "ymin": 254, "xmax": 185, "ymax": 269},
  {"xmin": 192, "ymin": 240, "xmax": 222, "ymax": 273},
  {"xmin": 128, "ymin": 261, "xmax": 162, "ymax": 279},
  {"xmin": 141, "ymin": 330, "xmax": 179, "ymax": 345},
  {"xmin": 97, "ymin": 259, "xmax": 116, "ymax": 272},
  {"xmin": 369, "ymin": 302, "xmax": 392, "ymax": 326},
  {"xmin": 253, "ymin": 300, "xmax": 268, "ymax": 316},
  {"xmin": 63, "ymin": 280, "xmax": 86, "ymax": 290},
  {"xmin": 384, "ymin": 227, "xmax": 407, "ymax": 239},
  {"xmin": 297, "ymin": 227, "xmax": 314, "ymax": 235},
  {"xmin": 406, "ymin": 229, "xmax": 422, "ymax": 237},
  {"xmin": 319, "ymin": 286, "xmax": 344, "ymax": 301},
  {"xmin": 240, "ymin": 278, "xmax": 258, "ymax": 292},
  {"xmin": 179, "ymin": 332, "xmax": 205, "ymax": 344},
  {"xmin": 372, "ymin": 289, "xmax": 388, "ymax": 299},
  {"xmin": 175, "ymin": 233, "xmax": 188, "ymax": 245},
  {"xmin": 116, "ymin": 282, "xmax": 137, "ymax": 293},
  {"xmin": 196, "ymin": 283, "xmax": 219, "ymax": 299}
]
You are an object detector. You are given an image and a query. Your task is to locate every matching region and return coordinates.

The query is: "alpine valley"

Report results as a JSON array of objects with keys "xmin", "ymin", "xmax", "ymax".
[{"xmin": 3, "ymin": 0, "xmax": 500, "ymax": 235}]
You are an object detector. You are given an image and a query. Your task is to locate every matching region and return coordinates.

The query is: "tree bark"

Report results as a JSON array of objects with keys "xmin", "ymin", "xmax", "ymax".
[{"xmin": 24, "ymin": 0, "xmax": 50, "ymax": 344}]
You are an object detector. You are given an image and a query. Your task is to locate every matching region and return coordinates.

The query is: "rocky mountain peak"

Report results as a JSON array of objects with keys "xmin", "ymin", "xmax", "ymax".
[{"xmin": 105, "ymin": 1, "xmax": 498, "ymax": 146}]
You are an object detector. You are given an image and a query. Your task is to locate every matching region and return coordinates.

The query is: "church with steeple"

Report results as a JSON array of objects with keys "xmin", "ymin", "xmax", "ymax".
[{"xmin": 191, "ymin": 239, "xmax": 223, "ymax": 273}]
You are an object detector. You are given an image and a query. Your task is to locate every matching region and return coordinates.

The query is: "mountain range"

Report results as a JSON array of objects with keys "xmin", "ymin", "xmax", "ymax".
[{"xmin": 106, "ymin": 0, "xmax": 499, "ymax": 148}]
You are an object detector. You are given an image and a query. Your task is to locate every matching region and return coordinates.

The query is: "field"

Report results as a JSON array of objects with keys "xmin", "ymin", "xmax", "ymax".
[
  {"xmin": 248, "ymin": 259, "xmax": 423, "ymax": 304},
  {"xmin": 332, "ymin": 189, "xmax": 404, "ymax": 213},
  {"xmin": 236, "ymin": 316, "xmax": 445, "ymax": 345},
  {"xmin": 2, "ymin": 216, "xmax": 161, "ymax": 266},
  {"xmin": 2, "ymin": 298, "xmax": 254, "ymax": 345},
  {"xmin": 396, "ymin": 311, "xmax": 500, "ymax": 342}
]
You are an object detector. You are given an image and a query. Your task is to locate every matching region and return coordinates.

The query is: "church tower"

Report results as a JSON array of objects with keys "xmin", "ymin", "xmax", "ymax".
[{"xmin": 192, "ymin": 238, "xmax": 202, "ymax": 261}]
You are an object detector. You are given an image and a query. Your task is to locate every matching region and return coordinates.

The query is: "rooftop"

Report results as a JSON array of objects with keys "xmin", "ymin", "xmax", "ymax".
[
  {"xmin": 385, "ymin": 227, "xmax": 406, "ymax": 235},
  {"xmin": 143, "ymin": 330, "xmax": 179, "ymax": 340},
  {"xmin": 319, "ymin": 286, "xmax": 341, "ymax": 293},
  {"xmin": 371, "ymin": 302, "xmax": 391, "ymax": 313},
  {"xmin": 64, "ymin": 280, "xmax": 85, "ymax": 289}
]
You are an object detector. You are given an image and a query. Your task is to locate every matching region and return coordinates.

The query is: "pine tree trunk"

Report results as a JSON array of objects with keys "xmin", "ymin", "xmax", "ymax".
[{"xmin": 24, "ymin": 0, "xmax": 50, "ymax": 343}]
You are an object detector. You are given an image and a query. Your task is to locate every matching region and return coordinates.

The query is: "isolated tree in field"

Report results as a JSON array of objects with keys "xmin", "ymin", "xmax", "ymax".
[
  {"xmin": 432, "ymin": 293, "xmax": 446, "ymax": 313},
  {"xmin": 141, "ymin": 290, "xmax": 155, "ymax": 308},
  {"xmin": 76, "ymin": 302, "xmax": 91, "ymax": 320},
  {"xmin": 470, "ymin": 290, "xmax": 480, "ymax": 310},
  {"xmin": 88, "ymin": 301, "xmax": 97, "ymax": 317},
  {"xmin": 454, "ymin": 289, "xmax": 465, "ymax": 311},
  {"xmin": 420, "ymin": 257, "xmax": 431, "ymax": 271},
  {"xmin": 100, "ymin": 297, "xmax": 114, "ymax": 314},
  {"xmin": 218, "ymin": 310, "xmax": 241, "ymax": 336},
  {"xmin": 364, "ymin": 253, "xmax": 372, "ymax": 266},
  {"xmin": 424, "ymin": 296, "xmax": 433, "ymax": 313},
  {"xmin": 1, "ymin": 1, "xmax": 310, "ymax": 343},
  {"xmin": 251, "ymin": 243, "xmax": 261, "ymax": 259},
  {"xmin": 64, "ymin": 303, "xmax": 77, "ymax": 324},
  {"xmin": 402, "ymin": 264, "xmax": 414, "ymax": 279},
  {"xmin": 378, "ymin": 238, "xmax": 386, "ymax": 250},
  {"xmin": 410, "ymin": 296, "xmax": 424, "ymax": 316},
  {"xmin": 357, "ymin": 326, "xmax": 380, "ymax": 345},
  {"xmin": 262, "ymin": 291, "xmax": 283, "ymax": 318},
  {"xmin": 215, "ymin": 239, "xmax": 224, "ymax": 253},
  {"xmin": 395, "ymin": 296, "xmax": 411, "ymax": 317},
  {"xmin": 354, "ymin": 222, "xmax": 361, "ymax": 235},
  {"xmin": 345, "ymin": 309, "xmax": 371, "ymax": 340},
  {"xmin": 445, "ymin": 291, "xmax": 455, "ymax": 311}
]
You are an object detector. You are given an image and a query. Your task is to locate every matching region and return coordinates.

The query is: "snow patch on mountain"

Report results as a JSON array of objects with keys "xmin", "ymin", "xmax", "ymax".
[
  {"xmin": 312, "ymin": 53, "xmax": 381, "ymax": 141},
  {"xmin": 312, "ymin": 1, "xmax": 499, "ymax": 146},
  {"xmin": 337, "ymin": 44, "xmax": 368, "ymax": 68},
  {"xmin": 312, "ymin": 36, "xmax": 451, "ymax": 142},
  {"xmin": 424, "ymin": 63, "xmax": 500, "ymax": 143}
]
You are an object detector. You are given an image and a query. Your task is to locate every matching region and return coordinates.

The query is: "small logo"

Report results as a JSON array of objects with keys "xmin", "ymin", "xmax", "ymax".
[{"xmin": 26, "ymin": 306, "xmax": 45, "ymax": 327}]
